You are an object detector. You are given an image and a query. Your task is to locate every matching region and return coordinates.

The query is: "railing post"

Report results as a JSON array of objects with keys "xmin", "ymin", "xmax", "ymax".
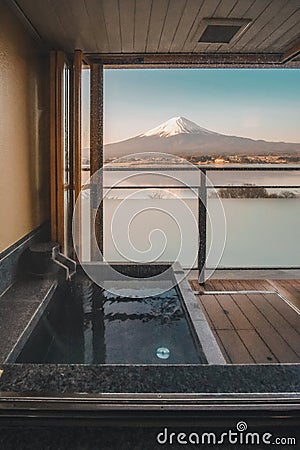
[{"xmin": 198, "ymin": 169, "xmax": 207, "ymax": 285}]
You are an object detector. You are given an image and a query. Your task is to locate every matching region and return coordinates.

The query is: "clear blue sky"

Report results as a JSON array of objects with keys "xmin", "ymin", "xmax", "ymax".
[{"xmin": 82, "ymin": 69, "xmax": 300, "ymax": 146}]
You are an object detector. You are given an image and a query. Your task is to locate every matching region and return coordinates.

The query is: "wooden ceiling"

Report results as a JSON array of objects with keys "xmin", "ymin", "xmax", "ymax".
[{"xmin": 8, "ymin": 0, "xmax": 300, "ymax": 62}]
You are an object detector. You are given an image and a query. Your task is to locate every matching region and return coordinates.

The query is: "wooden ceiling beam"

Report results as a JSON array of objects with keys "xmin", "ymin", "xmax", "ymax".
[
  {"xmin": 84, "ymin": 52, "xmax": 284, "ymax": 67},
  {"xmin": 282, "ymin": 40, "xmax": 300, "ymax": 64}
]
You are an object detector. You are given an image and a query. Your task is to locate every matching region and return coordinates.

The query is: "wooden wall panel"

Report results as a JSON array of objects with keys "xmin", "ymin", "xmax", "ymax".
[
  {"xmin": 73, "ymin": 50, "xmax": 82, "ymax": 201},
  {"xmin": 55, "ymin": 51, "xmax": 66, "ymax": 249},
  {"xmin": 158, "ymin": 0, "xmax": 187, "ymax": 52},
  {"xmin": 50, "ymin": 51, "xmax": 58, "ymax": 242},
  {"xmin": 246, "ymin": 1, "xmax": 300, "ymax": 52},
  {"xmin": 72, "ymin": 50, "xmax": 82, "ymax": 259},
  {"xmin": 183, "ymin": 0, "xmax": 220, "ymax": 52},
  {"xmin": 77, "ymin": 0, "xmax": 108, "ymax": 52},
  {"xmin": 119, "ymin": 0, "xmax": 135, "ymax": 52},
  {"xmin": 233, "ymin": 1, "xmax": 283, "ymax": 52},
  {"xmin": 102, "ymin": 0, "xmax": 122, "ymax": 52},
  {"xmin": 134, "ymin": 0, "xmax": 152, "ymax": 52},
  {"xmin": 169, "ymin": 0, "xmax": 204, "ymax": 52},
  {"xmin": 146, "ymin": 0, "xmax": 170, "ymax": 52}
]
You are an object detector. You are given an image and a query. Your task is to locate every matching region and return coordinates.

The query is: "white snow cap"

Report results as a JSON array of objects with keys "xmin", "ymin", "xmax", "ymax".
[{"xmin": 140, "ymin": 116, "xmax": 218, "ymax": 138}]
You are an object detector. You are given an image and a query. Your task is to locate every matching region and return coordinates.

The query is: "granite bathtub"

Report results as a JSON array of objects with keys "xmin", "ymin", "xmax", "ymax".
[{"xmin": 7, "ymin": 263, "xmax": 225, "ymax": 366}]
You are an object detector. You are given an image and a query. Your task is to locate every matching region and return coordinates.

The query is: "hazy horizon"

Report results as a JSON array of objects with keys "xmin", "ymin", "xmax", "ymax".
[{"xmin": 102, "ymin": 114, "xmax": 300, "ymax": 146}]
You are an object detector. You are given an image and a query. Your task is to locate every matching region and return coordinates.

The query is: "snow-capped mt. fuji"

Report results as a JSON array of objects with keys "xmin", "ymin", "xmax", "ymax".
[
  {"xmin": 140, "ymin": 116, "xmax": 219, "ymax": 138},
  {"xmin": 104, "ymin": 116, "xmax": 300, "ymax": 160}
]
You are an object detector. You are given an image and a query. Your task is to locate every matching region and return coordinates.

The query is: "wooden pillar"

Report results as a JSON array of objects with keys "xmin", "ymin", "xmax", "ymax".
[
  {"xmin": 73, "ymin": 50, "xmax": 82, "ymax": 259},
  {"xmin": 50, "ymin": 50, "xmax": 67, "ymax": 248},
  {"xmin": 50, "ymin": 50, "xmax": 58, "ymax": 242},
  {"xmin": 90, "ymin": 64, "xmax": 103, "ymax": 260}
]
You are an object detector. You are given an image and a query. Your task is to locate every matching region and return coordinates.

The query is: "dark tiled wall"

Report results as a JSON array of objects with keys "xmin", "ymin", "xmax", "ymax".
[{"xmin": 0, "ymin": 222, "xmax": 50, "ymax": 296}]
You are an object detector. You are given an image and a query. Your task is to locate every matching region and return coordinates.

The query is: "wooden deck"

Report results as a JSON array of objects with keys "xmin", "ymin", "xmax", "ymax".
[{"xmin": 190, "ymin": 279, "xmax": 300, "ymax": 364}]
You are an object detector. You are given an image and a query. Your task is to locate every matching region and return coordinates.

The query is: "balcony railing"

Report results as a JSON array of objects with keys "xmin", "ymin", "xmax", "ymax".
[{"xmin": 79, "ymin": 164, "xmax": 300, "ymax": 283}]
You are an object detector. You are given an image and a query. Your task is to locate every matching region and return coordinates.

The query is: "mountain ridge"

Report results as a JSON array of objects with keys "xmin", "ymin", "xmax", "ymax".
[
  {"xmin": 139, "ymin": 116, "xmax": 220, "ymax": 138},
  {"xmin": 104, "ymin": 117, "xmax": 300, "ymax": 160}
]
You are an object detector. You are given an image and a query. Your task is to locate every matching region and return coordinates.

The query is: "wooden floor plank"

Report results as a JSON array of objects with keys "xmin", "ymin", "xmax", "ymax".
[
  {"xmin": 288, "ymin": 280, "xmax": 300, "ymax": 298},
  {"xmin": 291, "ymin": 279, "xmax": 300, "ymax": 290},
  {"xmin": 285, "ymin": 278, "xmax": 300, "ymax": 287},
  {"xmin": 236, "ymin": 280, "xmax": 245, "ymax": 291},
  {"xmin": 230, "ymin": 280, "xmax": 249, "ymax": 290},
  {"xmin": 214, "ymin": 279, "xmax": 247, "ymax": 291},
  {"xmin": 248, "ymin": 293, "xmax": 300, "ymax": 358},
  {"xmin": 205, "ymin": 280, "xmax": 217, "ymax": 291},
  {"xmin": 237, "ymin": 330, "xmax": 278, "ymax": 364},
  {"xmin": 216, "ymin": 330, "xmax": 255, "ymax": 364},
  {"xmin": 200, "ymin": 295, "xmax": 233, "ymax": 330},
  {"xmin": 267, "ymin": 280, "xmax": 300, "ymax": 310},
  {"xmin": 197, "ymin": 297, "xmax": 215, "ymax": 330},
  {"xmin": 233, "ymin": 294, "xmax": 300, "ymax": 363},
  {"xmin": 258, "ymin": 279, "xmax": 275, "ymax": 291},
  {"xmin": 189, "ymin": 280, "xmax": 200, "ymax": 291},
  {"xmin": 200, "ymin": 280, "xmax": 216, "ymax": 291},
  {"xmin": 191, "ymin": 278, "xmax": 300, "ymax": 364},
  {"xmin": 240, "ymin": 279, "xmax": 265, "ymax": 290},
  {"xmin": 219, "ymin": 280, "xmax": 237, "ymax": 291},
  {"xmin": 216, "ymin": 294, "xmax": 253, "ymax": 330},
  {"xmin": 274, "ymin": 280, "xmax": 300, "ymax": 299},
  {"xmin": 279, "ymin": 280, "xmax": 300, "ymax": 298},
  {"xmin": 212, "ymin": 331, "xmax": 230, "ymax": 363},
  {"xmin": 237, "ymin": 280, "xmax": 259, "ymax": 290},
  {"xmin": 209, "ymin": 280, "xmax": 225, "ymax": 291},
  {"xmin": 263, "ymin": 293, "xmax": 300, "ymax": 333}
]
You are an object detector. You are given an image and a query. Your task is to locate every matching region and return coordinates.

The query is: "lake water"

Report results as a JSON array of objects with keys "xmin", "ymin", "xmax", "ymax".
[{"xmin": 79, "ymin": 168, "xmax": 300, "ymax": 270}]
